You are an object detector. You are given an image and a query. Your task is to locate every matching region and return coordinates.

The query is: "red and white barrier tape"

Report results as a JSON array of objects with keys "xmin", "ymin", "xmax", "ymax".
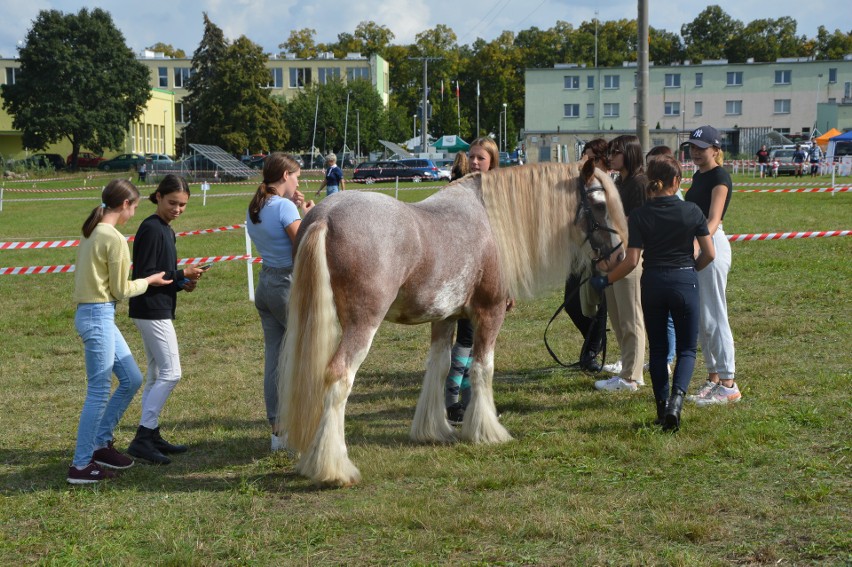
[
  {"xmin": 0, "ymin": 253, "xmax": 261, "ymax": 276},
  {"xmin": 3, "ymin": 231, "xmax": 850, "ymax": 275},
  {"xmin": 735, "ymin": 187, "xmax": 850, "ymax": 193},
  {"xmin": 0, "ymin": 224, "xmax": 245, "ymax": 250}
]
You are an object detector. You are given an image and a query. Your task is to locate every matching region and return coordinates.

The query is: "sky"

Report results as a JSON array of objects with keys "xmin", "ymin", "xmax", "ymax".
[{"xmin": 0, "ymin": 0, "xmax": 849, "ymax": 59}]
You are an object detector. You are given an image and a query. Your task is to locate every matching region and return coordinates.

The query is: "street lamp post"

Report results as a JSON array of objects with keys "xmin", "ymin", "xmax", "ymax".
[
  {"xmin": 503, "ymin": 103, "xmax": 508, "ymax": 152},
  {"xmin": 413, "ymin": 114, "xmax": 417, "ymax": 142},
  {"xmin": 356, "ymin": 109, "xmax": 360, "ymax": 161}
]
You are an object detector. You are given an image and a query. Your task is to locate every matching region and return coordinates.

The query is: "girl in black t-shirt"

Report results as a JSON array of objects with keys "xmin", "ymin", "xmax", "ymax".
[{"xmin": 591, "ymin": 155, "xmax": 715, "ymax": 430}]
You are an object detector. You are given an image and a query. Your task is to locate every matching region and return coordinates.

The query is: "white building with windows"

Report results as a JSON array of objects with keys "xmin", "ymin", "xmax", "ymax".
[{"xmin": 524, "ymin": 56, "xmax": 852, "ymax": 162}]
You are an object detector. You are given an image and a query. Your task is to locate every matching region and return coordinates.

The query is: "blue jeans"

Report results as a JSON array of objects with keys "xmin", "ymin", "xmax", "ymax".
[
  {"xmin": 73, "ymin": 303, "xmax": 143, "ymax": 467},
  {"xmin": 640, "ymin": 268, "xmax": 700, "ymax": 403},
  {"xmin": 254, "ymin": 265, "xmax": 293, "ymax": 426},
  {"xmin": 325, "ymin": 185, "xmax": 339, "ymax": 196}
]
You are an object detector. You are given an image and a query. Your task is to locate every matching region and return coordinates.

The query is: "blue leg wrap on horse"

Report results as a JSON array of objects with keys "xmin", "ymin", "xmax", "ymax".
[{"xmin": 445, "ymin": 345, "xmax": 472, "ymax": 407}]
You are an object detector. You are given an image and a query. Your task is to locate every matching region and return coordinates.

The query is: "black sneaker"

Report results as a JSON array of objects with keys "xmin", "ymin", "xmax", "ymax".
[
  {"xmin": 67, "ymin": 462, "xmax": 115, "ymax": 485},
  {"xmin": 447, "ymin": 402, "xmax": 465, "ymax": 426},
  {"xmin": 92, "ymin": 440, "xmax": 135, "ymax": 470}
]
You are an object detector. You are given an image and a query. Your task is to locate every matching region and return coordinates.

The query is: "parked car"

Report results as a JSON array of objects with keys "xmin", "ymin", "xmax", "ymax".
[
  {"xmin": 433, "ymin": 158, "xmax": 453, "ymax": 181},
  {"xmin": 15, "ymin": 153, "xmax": 65, "ymax": 171},
  {"xmin": 768, "ymin": 148, "xmax": 799, "ymax": 176},
  {"xmin": 145, "ymin": 153, "xmax": 174, "ymax": 165},
  {"xmin": 352, "ymin": 159, "xmax": 438, "ymax": 183},
  {"xmin": 98, "ymin": 153, "xmax": 146, "ymax": 171},
  {"xmin": 66, "ymin": 152, "xmax": 105, "ymax": 169}
]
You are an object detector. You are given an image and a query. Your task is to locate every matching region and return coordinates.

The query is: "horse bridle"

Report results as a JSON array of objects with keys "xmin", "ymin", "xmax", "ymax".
[{"xmin": 576, "ymin": 182, "xmax": 623, "ymax": 265}]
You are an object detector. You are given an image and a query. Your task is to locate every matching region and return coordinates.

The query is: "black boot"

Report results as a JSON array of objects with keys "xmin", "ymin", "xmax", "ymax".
[
  {"xmin": 579, "ymin": 350, "xmax": 602, "ymax": 373},
  {"xmin": 654, "ymin": 398, "xmax": 668, "ymax": 426},
  {"xmin": 127, "ymin": 426, "xmax": 171, "ymax": 464},
  {"xmin": 152, "ymin": 426, "xmax": 187, "ymax": 454},
  {"xmin": 663, "ymin": 390, "xmax": 685, "ymax": 432}
]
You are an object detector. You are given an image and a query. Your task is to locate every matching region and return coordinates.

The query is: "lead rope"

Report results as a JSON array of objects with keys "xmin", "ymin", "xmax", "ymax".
[{"xmin": 543, "ymin": 277, "xmax": 608, "ymax": 371}]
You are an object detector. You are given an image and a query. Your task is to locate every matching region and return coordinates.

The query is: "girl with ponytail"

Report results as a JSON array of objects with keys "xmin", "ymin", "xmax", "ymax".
[
  {"xmin": 589, "ymin": 155, "xmax": 715, "ymax": 431},
  {"xmin": 68, "ymin": 180, "xmax": 172, "ymax": 484}
]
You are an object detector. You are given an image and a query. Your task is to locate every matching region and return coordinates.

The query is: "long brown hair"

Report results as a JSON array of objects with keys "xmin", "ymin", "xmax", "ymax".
[
  {"xmin": 451, "ymin": 152, "xmax": 470, "ymax": 181},
  {"xmin": 607, "ymin": 135, "xmax": 644, "ymax": 180},
  {"xmin": 248, "ymin": 153, "xmax": 301, "ymax": 224},
  {"xmin": 82, "ymin": 179, "xmax": 140, "ymax": 238},
  {"xmin": 149, "ymin": 174, "xmax": 190, "ymax": 204},
  {"xmin": 646, "ymin": 155, "xmax": 682, "ymax": 195}
]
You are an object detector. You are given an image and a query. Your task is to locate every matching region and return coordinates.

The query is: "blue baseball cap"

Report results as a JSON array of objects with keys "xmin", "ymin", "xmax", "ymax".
[{"xmin": 687, "ymin": 126, "xmax": 721, "ymax": 149}]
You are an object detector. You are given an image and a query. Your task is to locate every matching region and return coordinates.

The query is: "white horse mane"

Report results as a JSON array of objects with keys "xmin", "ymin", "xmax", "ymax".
[{"xmin": 479, "ymin": 163, "xmax": 624, "ymax": 300}]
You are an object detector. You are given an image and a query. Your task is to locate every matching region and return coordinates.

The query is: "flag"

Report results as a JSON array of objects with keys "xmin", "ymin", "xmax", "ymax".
[
  {"xmin": 456, "ymin": 81, "xmax": 460, "ymax": 98},
  {"xmin": 476, "ymin": 80, "xmax": 480, "ymax": 97}
]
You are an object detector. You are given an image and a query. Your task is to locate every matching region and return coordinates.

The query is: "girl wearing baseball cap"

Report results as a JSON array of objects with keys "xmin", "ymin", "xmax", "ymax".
[{"xmin": 684, "ymin": 126, "xmax": 741, "ymax": 406}]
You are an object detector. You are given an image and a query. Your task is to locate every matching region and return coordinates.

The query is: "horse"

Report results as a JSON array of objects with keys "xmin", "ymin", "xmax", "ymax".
[{"xmin": 277, "ymin": 160, "xmax": 627, "ymax": 487}]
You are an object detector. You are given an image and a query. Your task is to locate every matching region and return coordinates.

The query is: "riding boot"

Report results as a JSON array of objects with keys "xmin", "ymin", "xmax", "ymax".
[
  {"xmin": 579, "ymin": 350, "xmax": 602, "ymax": 373},
  {"xmin": 653, "ymin": 398, "xmax": 668, "ymax": 426},
  {"xmin": 152, "ymin": 426, "xmax": 187, "ymax": 454},
  {"xmin": 127, "ymin": 425, "xmax": 171, "ymax": 464},
  {"xmin": 663, "ymin": 389, "xmax": 685, "ymax": 432}
]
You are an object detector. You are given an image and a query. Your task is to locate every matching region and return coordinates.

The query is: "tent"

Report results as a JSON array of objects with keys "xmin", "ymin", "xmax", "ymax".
[
  {"xmin": 826, "ymin": 129, "xmax": 852, "ymax": 160},
  {"xmin": 815, "ymin": 128, "xmax": 841, "ymax": 150},
  {"xmin": 431, "ymin": 135, "xmax": 470, "ymax": 152}
]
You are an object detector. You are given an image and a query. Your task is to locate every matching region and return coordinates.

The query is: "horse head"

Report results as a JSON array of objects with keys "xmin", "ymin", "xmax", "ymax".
[{"xmin": 578, "ymin": 159, "xmax": 626, "ymax": 273}]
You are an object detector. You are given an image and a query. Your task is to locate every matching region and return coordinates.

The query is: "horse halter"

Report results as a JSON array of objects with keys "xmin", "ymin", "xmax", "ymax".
[{"xmin": 576, "ymin": 182, "xmax": 623, "ymax": 265}]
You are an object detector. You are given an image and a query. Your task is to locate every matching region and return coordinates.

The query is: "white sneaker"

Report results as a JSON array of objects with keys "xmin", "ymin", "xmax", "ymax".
[
  {"xmin": 687, "ymin": 380, "xmax": 718, "ymax": 403},
  {"xmin": 594, "ymin": 376, "xmax": 639, "ymax": 392},
  {"xmin": 602, "ymin": 360, "xmax": 622, "ymax": 374},
  {"xmin": 634, "ymin": 376, "xmax": 645, "ymax": 386},
  {"xmin": 695, "ymin": 383, "xmax": 742, "ymax": 406}
]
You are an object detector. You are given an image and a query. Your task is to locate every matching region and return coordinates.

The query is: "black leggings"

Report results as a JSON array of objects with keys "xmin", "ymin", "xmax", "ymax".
[
  {"xmin": 455, "ymin": 318, "xmax": 473, "ymax": 348},
  {"xmin": 564, "ymin": 273, "xmax": 607, "ymax": 356}
]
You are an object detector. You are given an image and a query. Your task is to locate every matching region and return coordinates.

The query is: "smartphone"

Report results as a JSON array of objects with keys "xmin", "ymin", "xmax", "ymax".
[{"xmin": 199, "ymin": 263, "xmax": 213, "ymax": 271}]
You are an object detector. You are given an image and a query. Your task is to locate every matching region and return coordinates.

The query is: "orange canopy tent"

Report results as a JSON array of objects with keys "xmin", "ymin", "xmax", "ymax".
[{"xmin": 815, "ymin": 128, "xmax": 841, "ymax": 149}]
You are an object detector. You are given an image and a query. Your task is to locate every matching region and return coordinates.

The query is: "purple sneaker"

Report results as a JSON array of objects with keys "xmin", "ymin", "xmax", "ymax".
[
  {"xmin": 67, "ymin": 462, "xmax": 115, "ymax": 485},
  {"xmin": 92, "ymin": 440, "xmax": 135, "ymax": 470}
]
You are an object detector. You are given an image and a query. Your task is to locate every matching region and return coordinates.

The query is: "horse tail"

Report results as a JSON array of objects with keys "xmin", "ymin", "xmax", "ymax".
[{"xmin": 277, "ymin": 221, "xmax": 339, "ymax": 453}]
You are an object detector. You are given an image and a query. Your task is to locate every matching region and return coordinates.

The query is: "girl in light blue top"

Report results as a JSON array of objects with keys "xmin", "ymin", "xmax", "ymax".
[{"xmin": 246, "ymin": 153, "xmax": 314, "ymax": 451}]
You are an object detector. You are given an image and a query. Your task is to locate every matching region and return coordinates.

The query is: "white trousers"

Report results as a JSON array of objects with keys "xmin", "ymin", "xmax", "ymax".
[
  {"xmin": 696, "ymin": 228, "xmax": 736, "ymax": 380},
  {"xmin": 605, "ymin": 261, "xmax": 646, "ymax": 381},
  {"xmin": 133, "ymin": 318, "xmax": 182, "ymax": 429}
]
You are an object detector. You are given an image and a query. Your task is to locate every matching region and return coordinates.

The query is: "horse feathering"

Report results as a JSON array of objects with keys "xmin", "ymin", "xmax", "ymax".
[{"xmin": 480, "ymin": 162, "xmax": 624, "ymax": 300}]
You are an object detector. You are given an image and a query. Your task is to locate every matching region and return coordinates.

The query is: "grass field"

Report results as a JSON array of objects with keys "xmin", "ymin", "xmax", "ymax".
[{"xmin": 1, "ymin": 169, "xmax": 850, "ymax": 565}]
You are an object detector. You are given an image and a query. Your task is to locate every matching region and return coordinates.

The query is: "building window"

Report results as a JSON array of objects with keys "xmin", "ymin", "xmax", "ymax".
[
  {"xmin": 603, "ymin": 103, "xmax": 619, "ymax": 117},
  {"xmin": 726, "ymin": 71, "xmax": 743, "ymax": 86},
  {"xmin": 587, "ymin": 75, "xmax": 594, "ymax": 89},
  {"xmin": 564, "ymin": 104, "xmax": 580, "ymax": 118},
  {"xmin": 318, "ymin": 67, "xmax": 341, "ymax": 84},
  {"xmin": 174, "ymin": 67, "xmax": 191, "ymax": 88},
  {"xmin": 664, "ymin": 73, "xmax": 681, "ymax": 88},
  {"xmin": 265, "ymin": 68, "xmax": 283, "ymax": 88},
  {"xmin": 725, "ymin": 100, "xmax": 742, "ymax": 115},
  {"xmin": 695, "ymin": 73, "xmax": 703, "ymax": 87},
  {"xmin": 774, "ymin": 99, "xmax": 791, "ymax": 114},
  {"xmin": 346, "ymin": 67, "xmax": 370, "ymax": 82},
  {"xmin": 157, "ymin": 67, "xmax": 168, "ymax": 88},
  {"xmin": 664, "ymin": 101, "xmax": 680, "ymax": 116},
  {"xmin": 5, "ymin": 67, "xmax": 17, "ymax": 85},
  {"xmin": 694, "ymin": 101, "xmax": 703, "ymax": 116},
  {"xmin": 563, "ymin": 75, "xmax": 579, "ymax": 89},
  {"xmin": 604, "ymin": 75, "xmax": 620, "ymax": 89},
  {"xmin": 289, "ymin": 67, "xmax": 312, "ymax": 88},
  {"xmin": 776, "ymin": 127, "xmax": 790, "ymax": 135},
  {"xmin": 174, "ymin": 102, "xmax": 187, "ymax": 124},
  {"xmin": 774, "ymin": 70, "xmax": 791, "ymax": 85},
  {"xmin": 586, "ymin": 103, "xmax": 595, "ymax": 118},
  {"xmin": 828, "ymin": 68, "xmax": 837, "ymax": 83}
]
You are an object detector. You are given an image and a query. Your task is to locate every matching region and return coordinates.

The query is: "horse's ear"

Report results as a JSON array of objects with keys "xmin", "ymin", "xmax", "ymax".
[{"xmin": 581, "ymin": 157, "xmax": 596, "ymax": 184}]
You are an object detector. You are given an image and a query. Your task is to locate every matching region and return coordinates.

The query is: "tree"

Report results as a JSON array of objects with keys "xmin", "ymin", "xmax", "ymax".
[
  {"xmin": 812, "ymin": 26, "xmax": 852, "ymax": 60},
  {"xmin": 213, "ymin": 37, "xmax": 288, "ymax": 154},
  {"xmin": 681, "ymin": 6, "xmax": 743, "ymax": 62},
  {"xmin": 181, "ymin": 13, "xmax": 228, "ymax": 152},
  {"xmin": 1, "ymin": 8, "xmax": 151, "ymax": 168},
  {"xmin": 650, "ymin": 27, "xmax": 685, "ymax": 65},
  {"xmin": 725, "ymin": 17, "xmax": 805, "ymax": 63},
  {"xmin": 280, "ymin": 78, "xmax": 387, "ymax": 155},
  {"xmin": 354, "ymin": 21, "xmax": 395, "ymax": 57},
  {"xmin": 279, "ymin": 28, "xmax": 318, "ymax": 58},
  {"xmin": 146, "ymin": 42, "xmax": 186, "ymax": 58}
]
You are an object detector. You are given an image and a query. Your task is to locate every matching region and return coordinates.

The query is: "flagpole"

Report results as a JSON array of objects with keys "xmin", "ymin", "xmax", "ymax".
[
  {"xmin": 456, "ymin": 81, "xmax": 461, "ymax": 135},
  {"xmin": 476, "ymin": 80, "xmax": 480, "ymax": 138}
]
